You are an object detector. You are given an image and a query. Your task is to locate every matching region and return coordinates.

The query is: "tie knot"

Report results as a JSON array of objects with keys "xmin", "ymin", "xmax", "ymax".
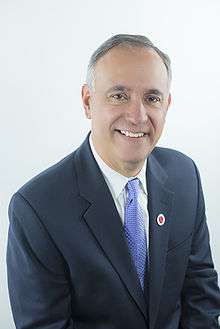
[{"xmin": 126, "ymin": 178, "xmax": 139, "ymax": 202}]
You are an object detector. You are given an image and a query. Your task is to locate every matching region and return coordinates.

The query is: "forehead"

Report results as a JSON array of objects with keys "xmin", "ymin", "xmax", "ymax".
[{"xmin": 93, "ymin": 46, "xmax": 169, "ymax": 92}]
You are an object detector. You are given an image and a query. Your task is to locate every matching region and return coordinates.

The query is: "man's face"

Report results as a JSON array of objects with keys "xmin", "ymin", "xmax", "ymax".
[{"xmin": 82, "ymin": 46, "xmax": 171, "ymax": 176}]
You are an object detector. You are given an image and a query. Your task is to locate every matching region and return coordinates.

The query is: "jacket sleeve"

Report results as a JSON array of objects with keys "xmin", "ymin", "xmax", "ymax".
[
  {"xmin": 7, "ymin": 192, "xmax": 75, "ymax": 329},
  {"xmin": 179, "ymin": 163, "xmax": 220, "ymax": 328}
]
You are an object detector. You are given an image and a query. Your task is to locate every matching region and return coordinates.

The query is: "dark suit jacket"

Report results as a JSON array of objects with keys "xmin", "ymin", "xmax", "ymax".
[{"xmin": 7, "ymin": 134, "xmax": 220, "ymax": 329}]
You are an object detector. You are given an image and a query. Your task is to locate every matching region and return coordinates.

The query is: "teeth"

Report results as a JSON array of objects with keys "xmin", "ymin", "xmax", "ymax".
[{"xmin": 120, "ymin": 130, "xmax": 144, "ymax": 138}]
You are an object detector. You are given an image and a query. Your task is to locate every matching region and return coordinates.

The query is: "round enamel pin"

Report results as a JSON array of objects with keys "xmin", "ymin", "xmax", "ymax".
[{"xmin": 157, "ymin": 213, "xmax": 166, "ymax": 226}]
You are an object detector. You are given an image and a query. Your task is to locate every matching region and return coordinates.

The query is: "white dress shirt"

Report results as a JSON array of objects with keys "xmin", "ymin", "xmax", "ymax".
[{"xmin": 89, "ymin": 135, "xmax": 150, "ymax": 256}]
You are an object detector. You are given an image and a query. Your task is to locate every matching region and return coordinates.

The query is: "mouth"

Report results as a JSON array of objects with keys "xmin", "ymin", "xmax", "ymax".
[{"xmin": 116, "ymin": 129, "xmax": 147, "ymax": 138}]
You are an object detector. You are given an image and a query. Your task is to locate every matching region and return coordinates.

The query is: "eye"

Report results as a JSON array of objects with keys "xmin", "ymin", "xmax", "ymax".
[
  {"xmin": 107, "ymin": 93, "xmax": 129, "ymax": 103},
  {"xmin": 111, "ymin": 93, "xmax": 128, "ymax": 100},
  {"xmin": 145, "ymin": 95, "xmax": 161, "ymax": 103}
]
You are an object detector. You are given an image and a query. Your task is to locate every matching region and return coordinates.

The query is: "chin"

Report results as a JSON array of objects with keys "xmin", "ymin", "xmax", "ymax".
[
  {"xmin": 120, "ymin": 154, "xmax": 147, "ymax": 166},
  {"xmin": 126, "ymin": 148, "xmax": 150, "ymax": 160}
]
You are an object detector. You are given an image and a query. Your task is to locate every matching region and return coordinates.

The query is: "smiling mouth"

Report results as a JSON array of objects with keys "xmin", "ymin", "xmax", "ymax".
[{"xmin": 116, "ymin": 129, "xmax": 147, "ymax": 138}]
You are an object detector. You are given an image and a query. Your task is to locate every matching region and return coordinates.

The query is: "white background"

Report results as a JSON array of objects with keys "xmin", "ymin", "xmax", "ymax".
[{"xmin": 1, "ymin": 0, "xmax": 220, "ymax": 327}]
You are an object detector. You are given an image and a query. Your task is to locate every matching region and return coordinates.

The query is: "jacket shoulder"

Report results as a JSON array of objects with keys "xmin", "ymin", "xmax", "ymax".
[
  {"xmin": 16, "ymin": 150, "xmax": 78, "ymax": 202},
  {"xmin": 152, "ymin": 146, "xmax": 197, "ymax": 173},
  {"xmin": 153, "ymin": 146, "xmax": 194, "ymax": 164},
  {"xmin": 151, "ymin": 146, "xmax": 201, "ymax": 192}
]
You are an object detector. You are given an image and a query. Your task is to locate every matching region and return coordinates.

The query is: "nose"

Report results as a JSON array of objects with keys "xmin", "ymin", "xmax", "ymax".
[{"xmin": 125, "ymin": 99, "xmax": 148, "ymax": 126}]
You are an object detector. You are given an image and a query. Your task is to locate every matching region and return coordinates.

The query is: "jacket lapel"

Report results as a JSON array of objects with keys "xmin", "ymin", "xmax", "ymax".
[
  {"xmin": 146, "ymin": 151, "xmax": 174, "ymax": 329},
  {"xmin": 74, "ymin": 135, "xmax": 148, "ymax": 323}
]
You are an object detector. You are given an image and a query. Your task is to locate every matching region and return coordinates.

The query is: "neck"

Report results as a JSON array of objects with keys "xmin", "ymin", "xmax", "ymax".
[
  {"xmin": 114, "ymin": 161, "xmax": 144, "ymax": 177},
  {"xmin": 90, "ymin": 134, "xmax": 145, "ymax": 177},
  {"xmin": 98, "ymin": 153, "xmax": 144, "ymax": 178}
]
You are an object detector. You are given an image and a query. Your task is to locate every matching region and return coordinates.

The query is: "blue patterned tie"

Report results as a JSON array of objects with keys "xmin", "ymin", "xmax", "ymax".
[{"xmin": 124, "ymin": 178, "xmax": 147, "ymax": 290}]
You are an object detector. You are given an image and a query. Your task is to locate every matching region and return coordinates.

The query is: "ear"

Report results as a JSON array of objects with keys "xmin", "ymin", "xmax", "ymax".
[
  {"xmin": 166, "ymin": 93, "xmax": 171, "ymax": 112},
  {"xmin": 81, "ymin": 84, "xmax": 92, "ymax": 119}
]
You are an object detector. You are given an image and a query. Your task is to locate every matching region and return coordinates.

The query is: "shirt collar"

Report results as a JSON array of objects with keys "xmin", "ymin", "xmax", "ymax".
[{"xmin": 89, "ymin": 134, "xmax": 148, "ymax": 200}]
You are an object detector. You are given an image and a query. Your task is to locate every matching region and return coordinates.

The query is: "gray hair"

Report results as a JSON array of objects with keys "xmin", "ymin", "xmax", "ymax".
[{"xmin": 86, "ymin": 34, "xmax": 172, "ymax": 90}]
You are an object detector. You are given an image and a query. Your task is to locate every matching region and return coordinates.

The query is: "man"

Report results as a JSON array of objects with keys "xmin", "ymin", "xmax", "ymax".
[{"xmin": 7, "ymin": 34, "xmax": 220, "ymax": 329}]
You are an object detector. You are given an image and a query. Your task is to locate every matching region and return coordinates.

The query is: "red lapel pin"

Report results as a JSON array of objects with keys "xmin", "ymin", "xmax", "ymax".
[{"xmin": 157, "ymin": 213, "xmax": 166, "ymax": 226}]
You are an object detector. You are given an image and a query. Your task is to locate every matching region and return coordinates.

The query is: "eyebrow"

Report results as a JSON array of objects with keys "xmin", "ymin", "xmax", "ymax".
[
  {"xmin": 145, "ymin": 89, "xmax": 164, "ymax": 99},
  {"xmin": 107, "ymin": 85, "xmax": 131, "ymax": 93},
  {"xmin": 106, "ymin": 85, "xmax": 164, "ymax": 98}
]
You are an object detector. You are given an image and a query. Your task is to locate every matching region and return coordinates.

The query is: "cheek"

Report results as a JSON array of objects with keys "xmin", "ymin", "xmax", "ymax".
[
  {"xmin": 93, "ymin": 106, "xmax": 120, "ymax": 128},
  {"xmin": 91, "ymin": 108, "xmax": 114, "ymax": 134},
  {"xmin": 152, "ymin": 111, "xmax": 166, "ymax": 127},
  {"xmin": 150, "ymin": 113, "xmax": 166, "ymax": 136}
]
